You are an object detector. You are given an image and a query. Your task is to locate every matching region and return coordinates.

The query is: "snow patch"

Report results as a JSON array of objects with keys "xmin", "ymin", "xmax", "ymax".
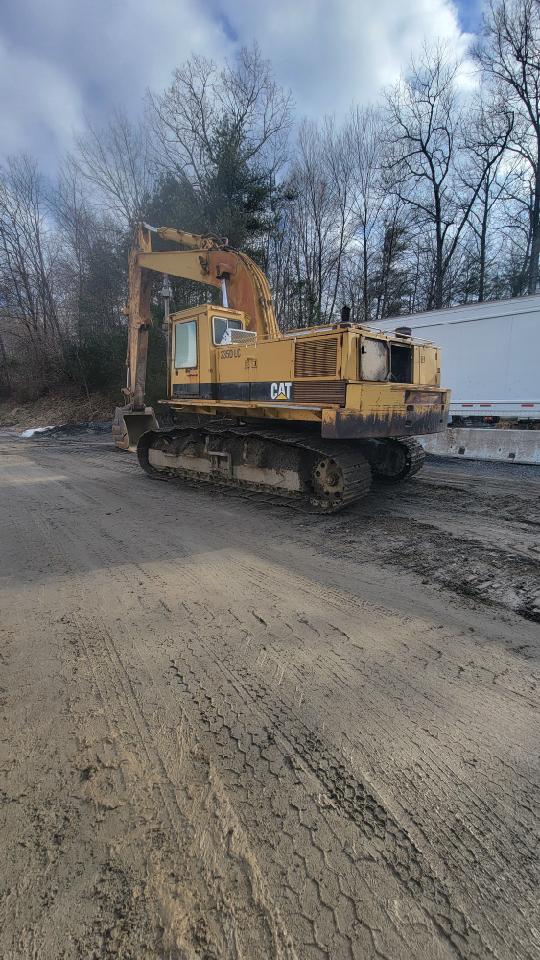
[{"xmin": 20, "ymin": 425, "xmax": 56, "ymax": 438}]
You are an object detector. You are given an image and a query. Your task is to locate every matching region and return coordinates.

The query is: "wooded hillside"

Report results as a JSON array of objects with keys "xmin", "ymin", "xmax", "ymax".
[{"xmin": 1, "ymin": 0, "xmax": 538, "ymax": 405}]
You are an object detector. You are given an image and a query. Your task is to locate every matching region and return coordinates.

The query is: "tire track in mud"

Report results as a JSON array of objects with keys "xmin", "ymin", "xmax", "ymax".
[
  {"xmin": 143, "ymin": 532, "xmax": 531, "ymax": 944},
  {"xmin": 1, "ymin": 462, "xmax": 297, "ymax": 959},
  {"xmin": 71, "ymin": 612, "xmax": 297, "ymax": 960},
  {"xmin": 222, "ymin": 551, "xmax": 538, "ymax": 706},
  {"xmin": 168, "ymin": 648, "xmax": 415, "ymax": 960},
  {"xmin": 205, "ymin": 601, "xmax": 538, "ymax": 886},
  {"xmin": 18, "ymin": 484, "xmax": 439, "ymax": 958},
  {"xmin": 31, "ymin": 436, "xmax": 540, "ymax": 621},
  {"xmin": 167, "ymin": 607, "xmax": 534, "ymax": 960},
  {"xmin": 29, "ymin": 452, "xmax": 538, "ymax": 958},
  {"xmin": 317, "ymin": 476, "xmax": 540, "ymax": 624},
  {"xmin": 3, "ymin": 438, "xmax": 539, "ymax": 959}
]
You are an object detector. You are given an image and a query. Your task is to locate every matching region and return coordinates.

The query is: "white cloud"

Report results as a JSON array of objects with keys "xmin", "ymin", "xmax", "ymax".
[
  {"xmin": 223, "ymin": 0, "xmax": 471, "ymax": 116},
  {"xmin": 0, "ymin": 0, "xmax": 472, "ymax": 171},
  {"xmin": 0, "ymin": 35, "xmax": 83, "ymax": 166},
  {"xmin": 0, "ymin": 0, "xmax": 231, "ymax": 170}
]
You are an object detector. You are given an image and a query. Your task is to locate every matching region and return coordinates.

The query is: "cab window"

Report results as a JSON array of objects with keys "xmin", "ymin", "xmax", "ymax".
[
  {"xmin": 174, "ymin": 320, "xmax": 197, "ymax": 368},
  {"xmin": 213, "ymin": 316, "xmax": 243, "ymax": 345}
]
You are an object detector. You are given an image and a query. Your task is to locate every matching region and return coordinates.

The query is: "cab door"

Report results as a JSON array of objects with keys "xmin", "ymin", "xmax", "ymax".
[{"xmin": 172, "ymin": 318, "xmax": 199, "ymax": 398}]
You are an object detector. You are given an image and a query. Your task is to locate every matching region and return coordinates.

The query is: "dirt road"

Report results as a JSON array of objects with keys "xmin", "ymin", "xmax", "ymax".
[{"xmin": 1, "ymin": 430, "xmax": 538, "ymax": 959}]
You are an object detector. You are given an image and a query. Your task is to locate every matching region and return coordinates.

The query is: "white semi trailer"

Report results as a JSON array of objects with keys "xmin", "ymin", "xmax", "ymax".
[{"xmin": 373, "ymin": 294, "xmax": 540, "ymax": 463}]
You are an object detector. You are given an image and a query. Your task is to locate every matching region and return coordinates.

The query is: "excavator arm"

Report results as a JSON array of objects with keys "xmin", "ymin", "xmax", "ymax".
[{"xmin": 112, "ymin": 223, "xmax": 279, "ymax": 450}]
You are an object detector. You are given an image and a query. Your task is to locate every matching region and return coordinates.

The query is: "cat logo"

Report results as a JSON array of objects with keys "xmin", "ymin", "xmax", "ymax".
[{"xmin": 270, "ymin": 381, "xmax": 292, "ymax": 401}]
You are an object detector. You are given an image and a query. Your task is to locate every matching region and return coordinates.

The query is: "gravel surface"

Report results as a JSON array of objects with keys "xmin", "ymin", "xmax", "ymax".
[{"xmin": 1, "ymin": 431, "xmax": 538, "ymax": 959}]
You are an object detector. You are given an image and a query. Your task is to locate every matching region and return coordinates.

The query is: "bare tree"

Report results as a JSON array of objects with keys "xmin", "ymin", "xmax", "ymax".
[
  {"xmin": 53, "ymin": 160, "xmax": 95, "ymax": 330},
  {"xmin": 385, "ymin": 43, "xmax": 501, "ymax": 309},
  {"xmin": 0, "ymin": 155, "xmax": 65, "ymax": 392},
  {"xmin": 73, "ymin": 108, "xmax": 153, "ymax": 225},
  {"xmin": 475, "ymin": 0, "xmax": 540, "ymax": 293},
  {"xmin": 498, "ymin": 165, "xmax": 537, "ymax": 293},
  {"xmin": 285, "ymin": 119, "xmax": 356, "ymax": 326},
  {"xmin": 0, "ymin": 158, "xmax": 60, "ymax": 341},
  {"xmin": 52, "ymin": 159, "xmax": 125, "ymax": 339},
  {"xmin": 462, "ymin": 99, "xmax": 513, "ymax": 300},
  {"xmin": 347, "ymin": 107, "xmax": 386, "ymax": 321},
  {"xmin": 147, "ymin": 45, "xmax": 292, "ymax": 250},
  {"xmin": 264, "ymin": 195, "xmax": 295, "ymax": 327},
  {"xmin": 288, "ymin": 121, "xmax": 333, "ymax": 325},
  {"xmin": 373, "ymin": 202, "xmax": 412, "ymax": 319},
  {"xmin": 322, "ymin": 118, "xmax": 357, "ymax": 318},
  {"xmin": 150, "ymin": 45, "xmax": 291, "ymax": 186}
]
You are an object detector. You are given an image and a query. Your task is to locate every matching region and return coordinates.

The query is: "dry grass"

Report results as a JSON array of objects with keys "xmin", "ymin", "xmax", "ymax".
[{"xmin": 0, "ymin": 393, "xmax": 114, "ymax": 429}]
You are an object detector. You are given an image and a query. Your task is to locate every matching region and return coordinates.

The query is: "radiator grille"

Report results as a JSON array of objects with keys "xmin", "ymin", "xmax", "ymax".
[
  {"xmin": 226, "ymin": 329, "xmax": 257, "ymax": 344},
  {"xmin": 294, "ymin": 338, "xmax": 338, "ymax": 377},
  {"xmin": 294, "ymin": 381, "xmax": 346, "ymax": 405}
]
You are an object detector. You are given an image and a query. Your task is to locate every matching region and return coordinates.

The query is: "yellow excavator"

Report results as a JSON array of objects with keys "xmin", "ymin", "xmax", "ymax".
[{"xmin": 112, "ymin": 223, "xmax": 450, "ymax": 512}]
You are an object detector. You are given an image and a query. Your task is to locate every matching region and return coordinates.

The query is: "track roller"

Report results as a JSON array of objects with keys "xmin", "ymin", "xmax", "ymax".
[{"xmin": 367, "ymin": 437, "xmax": 425, "ymax": 484}]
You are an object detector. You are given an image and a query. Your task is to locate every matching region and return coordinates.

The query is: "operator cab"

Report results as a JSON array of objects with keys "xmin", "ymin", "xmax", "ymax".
[{"xmin": 169, "ymin": 304, "xmax": 253, "ymax": 401}]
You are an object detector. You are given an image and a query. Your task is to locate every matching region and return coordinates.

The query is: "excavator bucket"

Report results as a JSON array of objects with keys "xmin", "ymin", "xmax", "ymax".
[{"xmin": 112, "ymin": 405, "xmax": 158, "ymax": 452}]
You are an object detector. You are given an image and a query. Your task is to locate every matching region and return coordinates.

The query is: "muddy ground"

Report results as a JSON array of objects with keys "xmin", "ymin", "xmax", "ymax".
[{"xmin": 0, "ymin": 429, "xmax": 538, "ymax": 959}]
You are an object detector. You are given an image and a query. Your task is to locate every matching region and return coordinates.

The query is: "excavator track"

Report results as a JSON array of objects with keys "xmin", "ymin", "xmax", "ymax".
[
  {"xmin": 137, "ymin": 422, "xmax": 372, "ymax": 514},
  {"xmin": 367, "ymin": 437, "xmax": 426, "ymax": 484}
]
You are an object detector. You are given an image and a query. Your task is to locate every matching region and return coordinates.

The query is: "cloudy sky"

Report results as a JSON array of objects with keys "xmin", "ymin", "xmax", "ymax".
[{"xmin": 0, "ymin": 0, "xmax": 483, "ymax": 172}]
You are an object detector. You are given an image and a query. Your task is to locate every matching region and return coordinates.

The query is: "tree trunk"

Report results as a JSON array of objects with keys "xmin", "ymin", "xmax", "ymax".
[
  {"xmin": 379, "ymin": 226, "xmax": 395, "ymax": 319},
  {"xmin": 432, "ymin": 187, "xmax": 444, "ymax": 310},
  {"xmin": 0, "ymin": 335, "xmax": 11, "ymax": 390},
  {"xmin": 527, "ymin": 158, "xmax": 540, "ymax": 294},
  {"xmin": 362, "ymin": 233, "xmax": 369, "ymax": 323},
  {"xmin": 478, "ymin": 180, "xmax": 489, "ymax": 303},
  {"xmin": 434, "ymin": 229, "xmax": 444, "ymax": 309}
]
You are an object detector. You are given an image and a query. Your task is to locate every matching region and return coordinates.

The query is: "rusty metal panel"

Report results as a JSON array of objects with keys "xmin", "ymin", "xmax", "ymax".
[
  {"xmin": 322, "ymin": 408, "xmax": 446, "ymax": 439},
  {"xmin": 405, "ymin": 390, "xmax": 444, "ymax": 407}
]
